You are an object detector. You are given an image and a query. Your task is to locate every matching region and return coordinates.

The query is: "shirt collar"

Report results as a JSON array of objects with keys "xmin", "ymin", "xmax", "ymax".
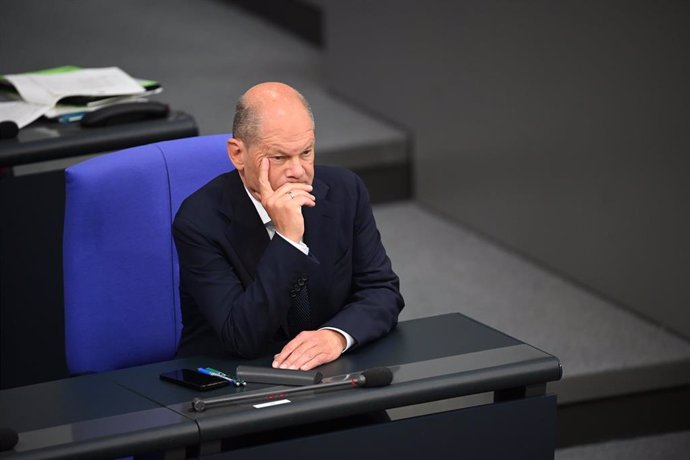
[{"xmin": 244, "ymin": 186, "xmax": 271, "ymax": 225}]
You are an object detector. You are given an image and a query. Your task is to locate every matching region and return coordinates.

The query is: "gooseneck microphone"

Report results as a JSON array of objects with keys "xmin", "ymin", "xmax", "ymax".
[
  {"xmin": 0, "ymin": 426, "xmax": 18, "ymax": 452},
  {"xmin": 0, "ymin": 121, "xmax": 19, "ymax": 139},
  {"xmin": 191, "ymin": 367, "xmax": 393, "ymax": 412}
]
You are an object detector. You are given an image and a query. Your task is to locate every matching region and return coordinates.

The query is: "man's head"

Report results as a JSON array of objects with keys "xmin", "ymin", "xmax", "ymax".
[{"xmin": 227, "ymin": 82, "xmax": 315, "ymax": 200}]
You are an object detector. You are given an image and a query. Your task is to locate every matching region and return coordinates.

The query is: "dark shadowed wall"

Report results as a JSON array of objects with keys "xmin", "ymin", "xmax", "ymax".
[{"xmin": 324, "ymin": 0, "xmax": 690, "ymax": 337}]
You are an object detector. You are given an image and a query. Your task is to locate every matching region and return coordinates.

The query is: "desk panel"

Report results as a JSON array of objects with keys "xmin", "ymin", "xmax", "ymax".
[
  {"xmin": 0, "ymin": 112, "xmax": 197, "ymax": 167},
  {"xmin": 0, "ymin": 375, "xmax": 197, "ymax": 459},
  {"xmin": 106, "ymin": 314, "xmax": 560, "ymax": 444},
  {"xmin": 204, "ymin": 395, "xmax": 558, "ymax": 460}
]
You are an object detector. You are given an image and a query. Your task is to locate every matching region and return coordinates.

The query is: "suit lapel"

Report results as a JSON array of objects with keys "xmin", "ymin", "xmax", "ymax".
[
  {"xmin": 218, "ymin": 171, "xmax": 269, "ymax": 284},
  {"xmin": 302, "ymin": 176, "xmax": 337, "ymax": 326},
  {"xmin": 302, "ymin": 176, "xmax": 335, "ymax": 260}
]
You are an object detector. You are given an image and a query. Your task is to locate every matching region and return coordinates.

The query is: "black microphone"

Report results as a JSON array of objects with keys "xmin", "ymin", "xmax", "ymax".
[
  {"xmin": 0, "ymin": 121, "xmax": 19, "ymax": 139},
  {"xmin": 191, "ymin": 367, "xmax": 393, "ymax": 412},
  {"xmin": 0, "ymin": 426, "xmax": 18, "ymax": 452}
]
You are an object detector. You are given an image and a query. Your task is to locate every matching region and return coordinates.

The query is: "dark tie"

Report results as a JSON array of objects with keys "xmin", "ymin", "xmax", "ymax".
[{"xmin": 287, "ymin": 273, "xmax": 311, "ymax": 337}]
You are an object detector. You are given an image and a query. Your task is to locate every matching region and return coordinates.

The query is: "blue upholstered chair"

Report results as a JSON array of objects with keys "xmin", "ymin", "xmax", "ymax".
[{"xmin": 63, "ymin": 134, "xmax": 234, "ymax": 374}]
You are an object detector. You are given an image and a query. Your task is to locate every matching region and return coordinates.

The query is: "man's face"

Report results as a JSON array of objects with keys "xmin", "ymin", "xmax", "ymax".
[{"xmin": 240, "ymin": 107, "xmax": 315, "ymax": 198}]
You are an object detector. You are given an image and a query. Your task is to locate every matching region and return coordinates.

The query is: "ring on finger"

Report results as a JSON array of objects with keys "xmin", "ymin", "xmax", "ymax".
[{"xmin": 287, "ymin": 191, "xmax": 295, "ymax": 199}]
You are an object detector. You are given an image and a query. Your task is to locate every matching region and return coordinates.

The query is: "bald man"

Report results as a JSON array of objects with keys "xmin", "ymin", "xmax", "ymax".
[{"xmin": 173, "ymin": 82, "xmax": 404, "ymax": 370}]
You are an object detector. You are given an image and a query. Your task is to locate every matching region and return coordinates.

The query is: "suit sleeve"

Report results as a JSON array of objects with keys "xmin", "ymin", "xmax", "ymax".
[
  {"xmin": 173, "ymin": 215, "xmax": 318, "ymax": 358},
  {"xmin": 321, "ymin": 174, "xmax": 405, "ymax": 347}
]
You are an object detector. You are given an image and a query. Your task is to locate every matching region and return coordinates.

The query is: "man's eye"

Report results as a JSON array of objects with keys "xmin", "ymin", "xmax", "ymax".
[
  {"xmin": 301, "ymin": 150, "xmax": 312, "ymax": 157},
  {"xmin": 270, "ymin": 156, "xmax": 285, "ymax": 162}
]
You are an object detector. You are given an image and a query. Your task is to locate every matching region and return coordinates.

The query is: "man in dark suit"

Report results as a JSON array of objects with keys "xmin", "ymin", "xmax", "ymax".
[{"xmin": 173, "ymin": 82, "xmax": 404, "ymax": 371}]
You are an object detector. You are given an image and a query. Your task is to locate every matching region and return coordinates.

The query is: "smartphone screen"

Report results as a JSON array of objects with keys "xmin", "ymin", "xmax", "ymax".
[{"xmin": 160, "ymin": 369, "xmax": 229, "ymax": 391}]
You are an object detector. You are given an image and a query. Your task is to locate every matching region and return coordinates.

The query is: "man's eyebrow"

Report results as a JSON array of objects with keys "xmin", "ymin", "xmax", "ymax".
[
  {"xmin": 264, "ymin": 146, "xmax": 286, "ymax": 155},
  {"xmin": 270, "ymin": 143, "xmax": 314, "ymax": 155}
]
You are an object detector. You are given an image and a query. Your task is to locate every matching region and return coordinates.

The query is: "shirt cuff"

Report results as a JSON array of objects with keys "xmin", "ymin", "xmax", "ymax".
[
  {"xmin": 275, "ymin": 231, "xmax": 310, "ymax": 255},
  {"xmin": 320, "ymin": 327, "xmax": 355, "ymax": 353}
]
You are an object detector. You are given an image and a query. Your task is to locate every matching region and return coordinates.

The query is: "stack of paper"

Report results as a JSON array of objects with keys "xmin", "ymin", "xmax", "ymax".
[{"xmin": 0, "ymin": 66, "xmax": 162, "ymax": 128}]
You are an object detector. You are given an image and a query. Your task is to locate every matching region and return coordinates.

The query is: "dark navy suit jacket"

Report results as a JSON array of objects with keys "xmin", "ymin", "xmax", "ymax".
[{"xmin": 173, "ymin": 166, "xmax": 404, "ymax": 359}]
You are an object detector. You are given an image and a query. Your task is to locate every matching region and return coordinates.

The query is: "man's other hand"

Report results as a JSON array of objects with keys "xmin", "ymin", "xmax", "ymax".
[{"xmin": 272, "ymin": 329, "xmax": 346, "ymax": 371}]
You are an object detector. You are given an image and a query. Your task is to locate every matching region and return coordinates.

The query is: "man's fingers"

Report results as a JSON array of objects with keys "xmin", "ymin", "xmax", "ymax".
[
  {"xmin": 274, "ymin": 182, "xmax": 313, "ymax": 196},
  {"xmin": 263, "ymin": 181, "xmax": 313, "ymax": 210},
  {"xmin": 257, "ymin": 158, "xmax": 273, "ymax": 197},
  {"xmin": 283, "ymin": 190, "xmax": 315, "ymax": 200},
  {"xmin": 272, "ymin": 332, "xmax": 308, "ymax": 367},
  {"xmin": 272, "ymin": 330, "xmax": 342, "ymax": 370},
  {"xmin": 289, "ymin": 194, "xmax": 316, "ymax": 209},
  {"xmin": 298, "ymin": 197, "xmax": 316, "ymax": 208},
  {"xmin": 297, "ymin": 352, "xmax": 329, "ymax": 371},
  {"xmin": 272, "ymin": 341, "xmax": 298, "ymax": 368},
  {"xmin": 272, "ymin": 334, "xmax": 312, "ymax": 369},
  {"xmin": 282, "ymin": 344, "xmax": 318, "ymax": 370},
  {"xmin": 273, "ymin": 190, "xmax": 315, "ymax": 212}
]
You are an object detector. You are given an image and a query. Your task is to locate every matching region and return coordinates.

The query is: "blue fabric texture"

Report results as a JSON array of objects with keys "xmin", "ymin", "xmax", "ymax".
[{"xmin": 63, "ymin": 134, "xmax": 234, "ymax": 373}]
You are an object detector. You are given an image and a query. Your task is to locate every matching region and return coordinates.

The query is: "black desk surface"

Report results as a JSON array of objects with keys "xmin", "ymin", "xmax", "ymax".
[
  {"xmin": 0, "ymin": 111, "xmax": 198, "ymax": 167},
  {"xmin": 0, "ymin": 374, "xmax": 196, "ymax": 459},
  {"xmin": 0, "ymin": 313, "xmax": 562, "ymax": 459}
]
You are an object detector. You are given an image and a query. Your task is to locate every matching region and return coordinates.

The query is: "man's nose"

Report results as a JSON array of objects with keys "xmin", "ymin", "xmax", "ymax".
[{"xmin": 286, "ymin": 157, "xmax": 305, "ymax": 178}]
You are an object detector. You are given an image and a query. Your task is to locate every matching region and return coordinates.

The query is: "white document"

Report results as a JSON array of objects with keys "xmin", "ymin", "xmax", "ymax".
[
  {"xmin": 4, "ymin": 67, "xmax": 145, "ymax": 107},
  {"xmin": 0, "ymin": 101, "xmax": 51, "ymax": 128}
]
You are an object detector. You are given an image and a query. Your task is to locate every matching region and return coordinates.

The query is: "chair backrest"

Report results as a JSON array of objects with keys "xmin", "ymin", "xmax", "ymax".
[{"xmin": 63, "ymin": 134, "xmax": 234, "ymax": 374}]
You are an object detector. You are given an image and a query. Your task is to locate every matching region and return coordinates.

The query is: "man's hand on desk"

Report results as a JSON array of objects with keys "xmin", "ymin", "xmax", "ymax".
[{"xmin": 272, "ymin": 329, "xmax": 347, "ymax": 371}]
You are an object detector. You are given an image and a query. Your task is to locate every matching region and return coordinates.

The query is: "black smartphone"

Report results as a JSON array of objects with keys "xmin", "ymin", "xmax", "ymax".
[{"xmin": 159, "ymin": 369, "xmax": 229, "ymax": 391}]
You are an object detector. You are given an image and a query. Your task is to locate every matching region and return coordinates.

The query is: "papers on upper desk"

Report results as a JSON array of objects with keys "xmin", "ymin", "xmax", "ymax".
[
  {"xmin": 4, "ymin": 67, "xmax": 146, "ymax": 108},
  {"xmin": 0, "ymin": 66, "xmax": 162, "ymax": 124},
  {"xmin": 0, "ymin": 101, "xmax": 51, "ymax": 129},
  {"xmin": 44, "ymin": 93, "xmax": 160, "ymax": 118}
]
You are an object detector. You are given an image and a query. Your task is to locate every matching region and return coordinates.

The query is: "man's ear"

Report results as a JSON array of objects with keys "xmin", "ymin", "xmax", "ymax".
[{"xmin": 227, "ymin": 137, "xmax": 244, "ymax": 171}]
